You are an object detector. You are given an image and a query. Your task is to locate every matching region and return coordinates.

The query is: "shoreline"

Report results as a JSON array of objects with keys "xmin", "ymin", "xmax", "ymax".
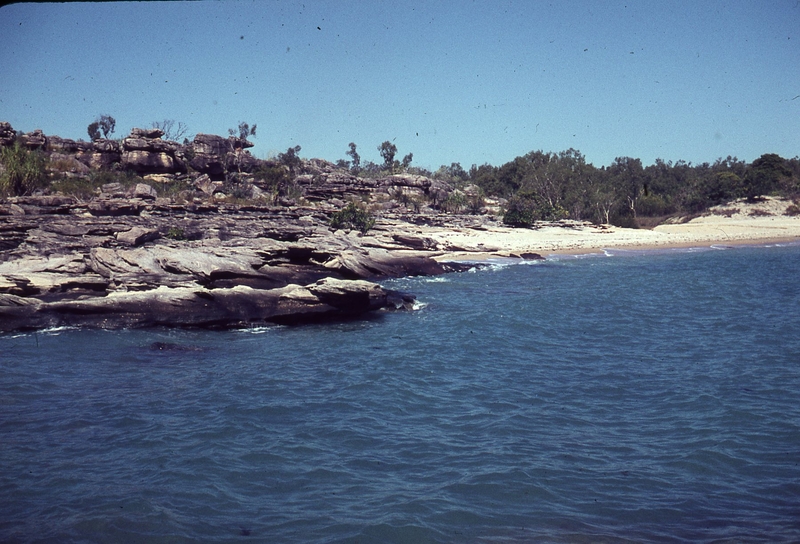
[
  {"xmin": 428, "ymin": 197, "xmax": 800, "ymax": 262},
  {"xmin": 435, "ymin": 235, "xmax": 800, "ymax": 263},
  {"xmin": 2, "ymin": 195, "xmax": 799, "ymax": 332}
]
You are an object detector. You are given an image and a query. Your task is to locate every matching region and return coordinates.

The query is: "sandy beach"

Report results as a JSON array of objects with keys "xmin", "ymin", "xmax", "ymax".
[{"xmin": 427, "ymin": 197, "xmax": 800, "ymax": 260}]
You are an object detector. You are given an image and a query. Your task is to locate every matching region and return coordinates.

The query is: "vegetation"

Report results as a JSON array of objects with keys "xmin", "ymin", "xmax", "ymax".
[
  {"xmin": 378, "ymin": 141, "xmax": 397, "ymax": 170},
  {"xmin": 278, "ymin": 145, "xmax": 302, "ymax": 175},
  {"xmin": 463, "ymin": 150, "xmax": 800, "ymax": 227},
  {"xmin": 165, "ymin": 227, "xmax": 186, "ymax": 240},
  {"xmin": 4, "ymin": 115, "xmax": 799, "ymax": 227},
  {"xmin": 87, "ymin": 114, "xmax": 116, "ymax": 141},
  {"xmin": 0, "ymin": 141, "xmax": 49, "ymax": 196},
  {"xmin": 152, "ymin": 119, "xmax": 191, "ymax": 143},
  {"xmin": 346, "ymin": 142, "xmax": 360, "ymax": 173},
  {"xmin": 253, "ymin": 162, "xmax": 297, "ymax": 202},
  {"xmin": 330, "ymin": 201, "xmax": 376, "ymax": 234},
  {"xmin": 229, "ymin": 121, "xmax": 256, "ymax": 140}
]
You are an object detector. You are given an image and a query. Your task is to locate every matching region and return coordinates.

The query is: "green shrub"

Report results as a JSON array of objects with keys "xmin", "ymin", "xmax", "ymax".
[
  {"xmin": 165, "ymin": 227, "xmax": 186, "ymax": 240},
  {"xmin": 253, "ymin": 163, "xmax": 295, "ymax": 201},
  {"xmin": 0, "ymin": 142, "xmax": 49, "ymax": 196},
  {"xmin": 502, "ymin": 195, "xmax": 538, "ymax": 227},
  {"xmin": 330, "ymin": 202, "xmax": 376, "ymax": 234},
  {"xmin": 442, "ymin": 191, "xmax": 466, "ymax": 213},
  {"xmin": 466, "ymin": 193, "xmax": 486, "ymax": 215},
  {"xmin": 502, "ymin": 195, "xmax": 568, "ymax": 226}
]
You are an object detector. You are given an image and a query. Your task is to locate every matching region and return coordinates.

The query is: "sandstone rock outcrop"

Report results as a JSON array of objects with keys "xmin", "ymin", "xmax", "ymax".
[
  {"xmin": 0, "ymin": 121, "xmax": 494, "ymax": 332},
  {"xmin": 0, "ymin": 122, "xmax": 15, "ymax": 146},
  {"xmin": 0, "ymin": 197, "xmax": 484, "ymax": 332},
  {"xmin": 121, "ymin": 128, "xmax": 186, "ymax": 174},
  {"xmin": 189, "ymin": 133, "xmax": 257, "ymax": 178},
  {"xmin": 20, "ymin": 129, "xmax": 47, "ymax": 149}
]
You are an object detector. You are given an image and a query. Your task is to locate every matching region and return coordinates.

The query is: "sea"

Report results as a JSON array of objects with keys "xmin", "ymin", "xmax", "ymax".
[{"xmin": 1, "ymin": 242, "xmax": 799, "ymax": 543}]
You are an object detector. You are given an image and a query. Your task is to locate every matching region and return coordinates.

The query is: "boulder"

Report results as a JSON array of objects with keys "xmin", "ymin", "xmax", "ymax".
[
  {"xmin": 93, "ymin": 139, "xmax": 121, "ymax": 153},
  {"xmin": 392, "ymin": 233, "xmax": 437, "ymax": 250},
  {"xmin": 0, "ymin": 121, "xmax": 16, "ymax": 146},
  {"xmin": 143, "ymin": 174, "xmax": 175, "ymax": 185},
  {"xmin": 192, "ymin": 134, "xmax": 231, "ymax": 156},
  {"xmin": 324, "ymin": 248, "xmax": 446, "ymax": 279},
  {"xmin": 21, "ymin": 129, "xmax": 47, "ymax": 149},
  {"xmin": 122, "ymin": 150, "xmax": 182, "ymax": 174},
  {"xmin": 48, "ymin": 153, "xmax": 91, "ymax": 175},
  {"xmin": 116, "ymin": 226, "xmax": 160, "ymax": 247},
  {"xmin": 189, "ymin": 153, "xmax": 226, "ymax": 178},
  {"xmin": 118, "ymin": 128, "xmax": 185, "ymax": 174},
  {"xmin": 47, "ymin": 136, "xmax": 80, "ymax": 153},
  {"xmin": 132, "ymin": 183, "xmax": 158, "ymax": 200},
  {"xmin": 130, "ymin": 127, "xmax": 165, "ymax": 139}
]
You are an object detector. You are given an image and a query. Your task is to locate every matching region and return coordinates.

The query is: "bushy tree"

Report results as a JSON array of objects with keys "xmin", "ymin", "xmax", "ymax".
[
  {"xmin": 330, "ymin": 201, "xmax": 376, "ymax": 233},
  {"xmin": 229, "ymin": 121, "xmax": 256, "ymax": 140},
  {"xmin": 502, "ymin": 194, "xmax": 567, "ymax": 227},
  {"xmin": 278, "ymin": 145, "xmax": 302, "ymax": 175},
  {"xmin": 743, "ymin": 153, "xmax": 790, "ymax": 201},
  {"xmin": 87, "ymin": 114, "xmax": 116, "ymax": 140},
  {"xmin": 378, "ymin": 141, "xmax": 397, "ymax": 169},
  {"xmin": 346, "ymin": 142, "xmax": 360, "ymax": 172}
]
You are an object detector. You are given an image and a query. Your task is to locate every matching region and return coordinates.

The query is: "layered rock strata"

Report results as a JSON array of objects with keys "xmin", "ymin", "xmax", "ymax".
[{"xmin": 0, "ymin": 197, "xmax": 482, "ymax": 332}]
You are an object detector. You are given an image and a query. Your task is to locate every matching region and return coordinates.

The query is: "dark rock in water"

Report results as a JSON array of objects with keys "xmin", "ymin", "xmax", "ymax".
[
  {"xmin": 149, "ymin": 342, "xmax": 206, "ymax": 352},
  {"xmin": 385, "ymin": 290, "xmax": 417, "ymax": 310},
  {"xmin": 519, "ymin": 252, "xmax": 544, "ymax": 260}
]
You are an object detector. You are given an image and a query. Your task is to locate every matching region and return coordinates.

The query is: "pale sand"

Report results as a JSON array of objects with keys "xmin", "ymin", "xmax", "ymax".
[{"xmin": 427, "ymin": 197, "xmax": 800, "ymax": 260}]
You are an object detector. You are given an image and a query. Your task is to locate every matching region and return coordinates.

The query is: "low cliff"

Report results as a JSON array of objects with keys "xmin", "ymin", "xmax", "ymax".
[{"xmin": 0, "ymin": 122, "xmax": 492, "ymax": 331}]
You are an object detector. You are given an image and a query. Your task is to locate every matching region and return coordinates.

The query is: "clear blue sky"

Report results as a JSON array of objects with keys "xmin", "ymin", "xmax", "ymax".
[{"xmin": 1, "ymin": 0, "xmax": 798, "ymax": 169}]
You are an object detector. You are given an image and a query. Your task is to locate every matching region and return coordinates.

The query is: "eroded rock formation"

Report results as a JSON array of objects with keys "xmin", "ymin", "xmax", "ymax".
[{"xmin": 0, "ymin": 121, "xmax": 494, "ymax": 331}]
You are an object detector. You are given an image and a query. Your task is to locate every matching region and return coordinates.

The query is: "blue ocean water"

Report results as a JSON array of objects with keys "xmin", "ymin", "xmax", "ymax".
[{"xmin": 1, "ymin": 243, "xmax": 799, "ymax": 543}]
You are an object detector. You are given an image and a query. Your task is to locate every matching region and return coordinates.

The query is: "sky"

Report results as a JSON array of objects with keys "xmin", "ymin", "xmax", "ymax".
[{"xmin": 1, "ymin": 0, "xmax": 798, "ymax": 170}]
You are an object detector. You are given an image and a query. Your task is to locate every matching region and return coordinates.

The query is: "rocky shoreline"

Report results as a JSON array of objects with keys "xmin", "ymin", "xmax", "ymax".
[
  {"xmin": 8, "ymin": 122, "xmax": 796, "ymax": 333},
  {"xmin": 0, "ymin": 122, "xmax": 511, "ymax": 332},
  {"xmin": 0, "ymin": 195, "xmax": 496, "ymax": 332}
]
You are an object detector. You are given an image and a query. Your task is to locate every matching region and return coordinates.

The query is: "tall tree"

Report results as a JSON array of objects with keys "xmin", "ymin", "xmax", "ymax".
[
  {"xmin": 87, "ymin": 114, "xmax": 115, "ymax": 140},
  {"xmin": 378, "ymin": 141, "xmax": 397, "ymax": 169},
  {"xmin": 346, "ymin": 142, "xmax": 360, "ymax": 171},
  {"xmin": 743, "ymin": 153, "xmax": 789, "ymax": 201}
]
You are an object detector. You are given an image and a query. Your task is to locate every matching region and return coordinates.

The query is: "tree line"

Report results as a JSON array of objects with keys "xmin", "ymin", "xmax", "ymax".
[
  {"xmin": 467, "ymin": 150, "xmax": 799, "ymax": 226},
  {"xmin": 9, "ymin": 112, "xmax": 798, "ymax": 228}
]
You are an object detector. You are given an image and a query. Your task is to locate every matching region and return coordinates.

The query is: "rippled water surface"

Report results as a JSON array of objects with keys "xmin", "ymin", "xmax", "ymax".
[{"xmin": 2, "ymin": 244, "xmax": 800, "ymax": 543}]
